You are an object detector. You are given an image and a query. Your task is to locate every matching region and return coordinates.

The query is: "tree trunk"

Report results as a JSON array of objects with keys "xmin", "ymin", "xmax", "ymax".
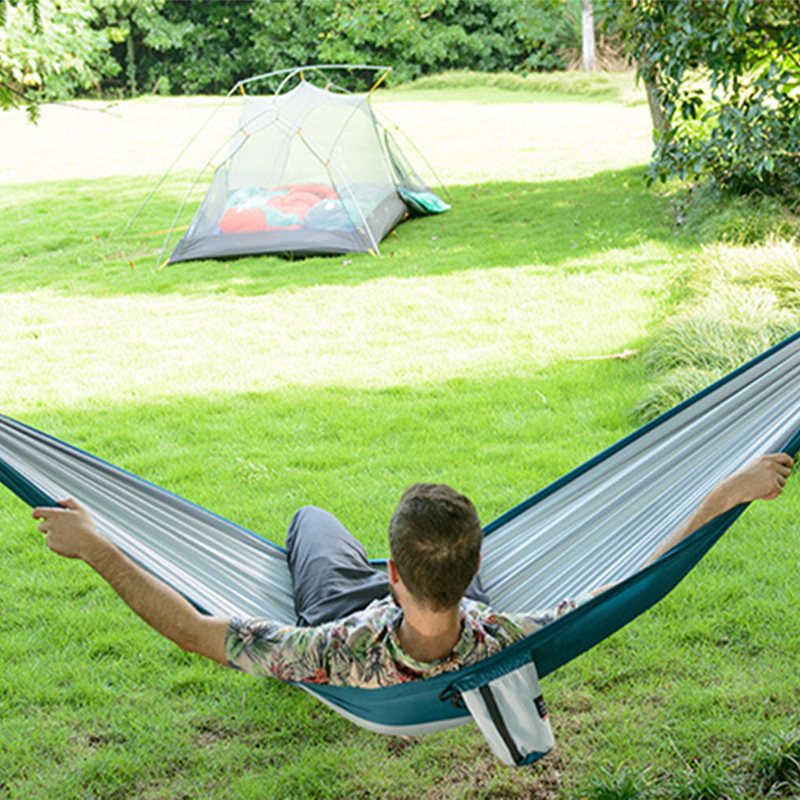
[
  {"xmin": 126, "ymin": 18, "xmax": 137, "ymax": 96},
  {"xmin": 581, "ymin": 0, "xmax": 597, "ymax": 72},
  {"xmin": 643, "ymin": 74, "xmax": 669, "ymax": 140}
]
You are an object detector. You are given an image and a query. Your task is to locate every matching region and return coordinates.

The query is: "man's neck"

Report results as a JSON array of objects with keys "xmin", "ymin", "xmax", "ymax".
[{"xmin": 396, "ymin": 601, "xmax": 463, "ymax": 663}]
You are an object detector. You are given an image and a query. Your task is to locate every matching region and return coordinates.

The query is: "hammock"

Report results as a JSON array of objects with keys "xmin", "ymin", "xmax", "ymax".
[{"xmin": 1, "ymin": 332, "xmax": 799, "ymax": 740}]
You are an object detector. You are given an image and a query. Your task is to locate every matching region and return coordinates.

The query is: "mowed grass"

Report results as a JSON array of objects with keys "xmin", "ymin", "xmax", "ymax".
[{"xmin": 1, "ymin": 83, "xmax": 799, "ymax": 799}]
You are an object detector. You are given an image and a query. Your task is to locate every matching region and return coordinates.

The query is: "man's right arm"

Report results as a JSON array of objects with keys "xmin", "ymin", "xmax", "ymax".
[{"xmin": 32, "ymin": 498, "xmax": 229, "ymax": 664}]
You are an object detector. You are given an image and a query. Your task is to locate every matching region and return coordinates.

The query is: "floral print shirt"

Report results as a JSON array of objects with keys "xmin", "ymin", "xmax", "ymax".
[{"xmin": 225, "ymin": 594, "xmax": 592, "ymax": 688}]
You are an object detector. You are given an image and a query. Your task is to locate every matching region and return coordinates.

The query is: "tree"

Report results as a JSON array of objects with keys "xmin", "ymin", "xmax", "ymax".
[
  {"xmin": 310, "ymin": 0, "xmax": 551, "ymax": 85},
  {"xmin": 0, "ymin": 0, "xmax": 116, "ymax": 119},
  {"xmin": 619, "ymin": 0, "xmax": 800, "ymax": 200},
  {"xmin": 0, "ymin": 0, "xmax": 38, "ymax": 115},
  {"xmin": 151, "ymin": 1, "xmax": 255, "ymax": 95},
  {"xmin": 91, "ymin": 0, "xmax": 192, "ymax": 95}
]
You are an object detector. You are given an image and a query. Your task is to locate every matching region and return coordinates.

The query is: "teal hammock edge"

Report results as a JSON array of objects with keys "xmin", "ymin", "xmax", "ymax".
[
  {"xmin": 0, "ymin": 457, "xmax": 53, "ymax": 509},
  {"xmin": 0, "ymin": 418, "xmax": 289, "ymax": 567}
]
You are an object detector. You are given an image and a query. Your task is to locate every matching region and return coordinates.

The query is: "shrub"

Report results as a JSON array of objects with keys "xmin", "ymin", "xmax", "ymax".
[{"xmin": 636, "ymin": 241, "xmax": 800, "ymax": 421}]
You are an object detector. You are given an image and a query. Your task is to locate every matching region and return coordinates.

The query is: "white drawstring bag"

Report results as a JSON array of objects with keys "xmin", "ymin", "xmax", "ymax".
[{"xmin": 456, "ymin": 660, "xmax": 554, "ymax": 766}]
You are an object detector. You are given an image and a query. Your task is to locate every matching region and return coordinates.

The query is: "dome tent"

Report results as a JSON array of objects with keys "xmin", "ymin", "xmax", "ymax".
[{"xmin": 165, "ymin": 65, "xmax": 449, "ymax": 264}]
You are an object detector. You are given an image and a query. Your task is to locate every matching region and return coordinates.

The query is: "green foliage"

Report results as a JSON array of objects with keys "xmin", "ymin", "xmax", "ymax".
[
  {"xmin": 7, "ymin": 0, "xmax": 599, "ymax": 102},
  {"xmin": 139, "ymin": 0, "xmax": 255, "ymax": 95},
  {"xmin": 189, "ymin": 0, "xmax": 583, "ymax": 91},
  {"xmin": 310, "ymin": 0, "xmax": 571, "ymax": 82},
  {"xmin": 0, "ymin": 0, "xmax": 38, "ymax": 28},
  {"xmin": 676, "ymin": 185, "xmax": 800, "ymax": 246},
  {"xmin": 248, "ymin": 0, "xmax": 335, "ymax": 86},
  {"xmin": 511, "ymin": 0, "xmax": 580, "ymax": 71},
  {"xmin": 90, "ymin": 0, "xmax": 194, "ymax": 95},
  {"xmin": 0, "ymin": 0, "xmax": 115, "ymax": 116},
  {"xmin": 1, "ymin": 0, "xmax": 613, "ymax": 102},
  {"xmin": 621, "ymin": 0, "xmax": 800, "ymax": 201}
]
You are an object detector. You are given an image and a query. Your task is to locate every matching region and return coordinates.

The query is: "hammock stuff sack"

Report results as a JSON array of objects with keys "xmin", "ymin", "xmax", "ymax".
[{"xmin": 2, "ymin": 332, "xmax": 799, "ymax": 759}]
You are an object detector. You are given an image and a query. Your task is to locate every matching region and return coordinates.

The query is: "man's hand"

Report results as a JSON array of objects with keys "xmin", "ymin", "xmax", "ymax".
[
  {"xmin": 718, "ymin": 453, "xmax": 794, "ymax": 506},
  {"xmin": 32, "ymin": 496, "xmax": 230, "ymax": 664},
  {"xmin": 644, "ymin": 452, "xmax": 795, "ymax": 567},
  {"xmin": 32, "ymin": 498, "xmax": 104, "ymax": 561}
]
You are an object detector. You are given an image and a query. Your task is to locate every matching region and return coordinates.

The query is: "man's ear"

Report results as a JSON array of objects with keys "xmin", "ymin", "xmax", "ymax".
[{"xmin": 387, "ymin": 558, "xmax": 400, "ymax": 585}]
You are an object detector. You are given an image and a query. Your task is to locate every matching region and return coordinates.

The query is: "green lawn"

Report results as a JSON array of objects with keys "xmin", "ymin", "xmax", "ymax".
[{"xmin": 0, "ymin": 82, "xmax": 798, "ymax": 800}]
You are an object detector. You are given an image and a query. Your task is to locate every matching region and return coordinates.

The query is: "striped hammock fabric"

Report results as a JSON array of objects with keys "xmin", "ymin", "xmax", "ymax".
[{"xmin": 1, "ymin": 331, "xmax": 799, "ymax": 736}]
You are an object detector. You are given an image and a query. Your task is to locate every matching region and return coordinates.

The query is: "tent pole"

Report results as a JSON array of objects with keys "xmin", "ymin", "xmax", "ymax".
[
  {"xmin": 366, "ymin": 67, "xmax": 391, "ymax": 97},
  {"xmin": 121, "ymin": 94, "xmax": 232, "ymax": 236}
]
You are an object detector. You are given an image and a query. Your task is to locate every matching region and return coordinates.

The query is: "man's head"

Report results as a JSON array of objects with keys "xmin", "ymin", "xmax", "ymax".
[{"xmin": 388, "ymin": 483, "xmax": 482, "ymax": 611}]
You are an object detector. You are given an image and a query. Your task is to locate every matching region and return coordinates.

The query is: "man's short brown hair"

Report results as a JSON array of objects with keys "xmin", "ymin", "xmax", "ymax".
[{"xmin": 388, "ymin": 483, "xmax": 482, "ymax": 610}]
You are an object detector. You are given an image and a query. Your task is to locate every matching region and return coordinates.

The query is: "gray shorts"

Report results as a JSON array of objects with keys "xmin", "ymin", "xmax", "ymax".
[{"xmin": 286, "ymin": 506, "xmax": 489, "ymax": 626}]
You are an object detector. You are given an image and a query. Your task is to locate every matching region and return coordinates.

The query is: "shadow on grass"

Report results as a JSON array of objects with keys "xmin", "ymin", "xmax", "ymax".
[
  {"xmin": 0, "ymin": 167, "xmax": 685, "ymax": 298},
  {"xmin": 4, "ymin": 358, "xmax": 649, "ymax": 555}
]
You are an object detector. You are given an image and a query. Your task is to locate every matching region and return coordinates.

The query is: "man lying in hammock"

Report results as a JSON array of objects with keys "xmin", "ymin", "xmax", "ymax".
[{"xmin": 31, "ymin": 453, "xmax": 793, "ymax": 688}]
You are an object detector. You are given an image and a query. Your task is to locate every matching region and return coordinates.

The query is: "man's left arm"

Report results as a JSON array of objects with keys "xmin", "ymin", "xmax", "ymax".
[
  {"xmin": 643, "ymin": 453, "xmax": 794, "ymax": 566},
  {"xmin": 588, "ymin": 453, "xmax": 794, "ymax": 597},
  {"xmin": 32, "ymin": 498, "xmax": 230, "ymax": 664}
]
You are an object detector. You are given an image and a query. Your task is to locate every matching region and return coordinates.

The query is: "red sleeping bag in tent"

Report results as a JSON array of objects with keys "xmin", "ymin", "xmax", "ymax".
[
  {"xmin": 219, "ymin": 207, "xmax": 268, "ymax": 234},
  {"xmin": 219, "ymin": 184, "xmax": 340, "ymax": 234}
]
